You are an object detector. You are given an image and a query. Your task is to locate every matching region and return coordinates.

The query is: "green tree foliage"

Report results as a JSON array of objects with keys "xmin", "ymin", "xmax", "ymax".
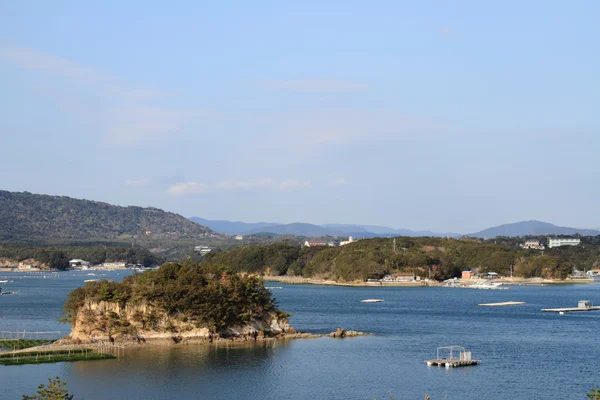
[
  {"xmin": 22, "ymin": 376, "xmax": 73, "ymax": 400},
  {"xmin": 0, "ymin": 244, "xmax": 163, "ymax": 270},
  {"xmin": 588, "ymin": 387, "xmax": 600, "ymax": 399},
  {"xmin": 63, "ymin": 263, "xmax": 284, "ymax": 335},
  {"xmin": 201, "ymin": 236, "xmax": 600, "ymax": 281}
]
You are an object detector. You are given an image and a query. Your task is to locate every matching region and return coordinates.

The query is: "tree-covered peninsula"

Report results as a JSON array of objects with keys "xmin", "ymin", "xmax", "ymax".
[
  {"xmin": 62, "ymin": 263, "xmax": 292, "ymax": 343},
  {"xmin": 201, "ymin": 236, "xmax": 598, "ymax": 281}
]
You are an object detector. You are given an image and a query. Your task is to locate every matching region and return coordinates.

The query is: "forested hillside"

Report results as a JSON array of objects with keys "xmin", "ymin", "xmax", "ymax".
[
  {"xmin": 0, "ymin": 244, "xmax": 163, "ymax": 269},
  {"xmin": 202, "ymin": 236, "xmax": 600, "ymax": 281},
  {"xmin": 0, "ymin": 190, "xmax": 212, "ymax": 242}
]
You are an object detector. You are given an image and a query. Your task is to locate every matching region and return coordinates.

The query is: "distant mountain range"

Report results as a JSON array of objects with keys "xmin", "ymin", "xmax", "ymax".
[
  {"xmin": 0, "ymin": 190, "xmax": 212, "ymax": 242},
  {"xmin": 1, "ymin": 189, "xmax": 596, "ymax": 244},
  {"xmin": 189, "ymin": 217, "xmax": 461, "ymax": 238},
  {"xmin": 190, "ymin": 217, "xmax": 600, "ymax": 239},
  {"xmin": 467, "ymin": 220, "xmax": 600, "ymax": 239}
]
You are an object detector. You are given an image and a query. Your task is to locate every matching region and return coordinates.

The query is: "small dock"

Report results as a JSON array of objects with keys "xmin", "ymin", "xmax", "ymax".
[
  {"xmin": 542, "ymin": 300, "xmax": 600, "ymax": 313},
  {"xmin": 425, "ymin": 346, "xmax": 480, "ymax": 368},
  {"xmin": 426, "ymin": 358, "xmax": 480, "ymax": 368}
]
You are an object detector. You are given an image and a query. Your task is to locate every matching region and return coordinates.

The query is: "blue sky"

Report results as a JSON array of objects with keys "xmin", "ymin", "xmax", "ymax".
[{"xmin": 1, "ymin": 1, "xmax": 599, "ymax": 233}]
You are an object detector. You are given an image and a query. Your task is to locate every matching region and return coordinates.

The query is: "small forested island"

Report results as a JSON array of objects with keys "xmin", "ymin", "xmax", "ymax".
[{"xmin": 61, "ymin": 263, "xmax": 295, "ymax": 344}]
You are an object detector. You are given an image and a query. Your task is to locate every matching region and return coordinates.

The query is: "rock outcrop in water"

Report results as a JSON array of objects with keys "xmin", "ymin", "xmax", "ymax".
[
  {"xmin": 62, "ymin": 263, "xmax": 295, "ymax": 344},
  {"xmin": 328, "ymin": 328, "xmax": 367, "ymax": 338}
]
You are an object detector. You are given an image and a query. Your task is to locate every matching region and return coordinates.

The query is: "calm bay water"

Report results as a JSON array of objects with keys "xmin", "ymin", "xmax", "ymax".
[{"xmin": 1, "ymin": 271, "xmax": 600, "ymax": 399}]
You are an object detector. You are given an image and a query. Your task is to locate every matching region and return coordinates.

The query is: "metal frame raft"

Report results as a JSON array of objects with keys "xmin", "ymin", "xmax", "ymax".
[{"xmin": 425, "ymin": 346, "xmax": 480, "ymax": 368}]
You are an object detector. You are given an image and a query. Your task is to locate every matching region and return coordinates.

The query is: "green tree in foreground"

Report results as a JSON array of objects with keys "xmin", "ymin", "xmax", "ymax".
[
  {"xmin": 22, "ymin": 377, "xmax": 73, "ymax": 400},
  {"xmin": 588, "ymin": 387, "xmax": 600, "ymax": 399}
]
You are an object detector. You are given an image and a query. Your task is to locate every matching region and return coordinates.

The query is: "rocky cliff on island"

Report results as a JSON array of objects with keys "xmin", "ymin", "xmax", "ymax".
[{"xmin": 61, "ymin": 263, "xmax": 296, "ymax": 344}]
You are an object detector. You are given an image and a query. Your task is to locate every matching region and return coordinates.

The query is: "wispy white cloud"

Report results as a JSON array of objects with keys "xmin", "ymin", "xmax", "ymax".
[
  {"xmin": 252, "ymin": 109, "xmax": 449, "ymax": 154},
  {"xmin": 167, "ymin": 179, "xmax": 273, "ymax": 196},
  {"xmin": 104, "ymin": 106, "xmax": 199, "ymax": 145},
  {"xmin": 0, "ymin": 46, "xmax": 108, "ymax": 82},
  {"xmin": 265, "ymin": 79, "xmax": 368, "ymax": 92},
  {"xmin": 0, "ymin": 46, "xmax": 203, "ymax": 146},
  {"xmin": 328, "ymin": 178, "xmax": 348, "ymax": 187},
  {"xmin": 124, "ymin": 178, "xmax": 152, "ymax": 187},
  {"xmin": 279, "ymin": 179, "xmax": 312, "ymax": 191}
]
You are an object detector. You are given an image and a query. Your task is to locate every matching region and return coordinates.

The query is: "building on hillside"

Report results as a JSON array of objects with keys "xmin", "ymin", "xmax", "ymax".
[
  {"xmin": 304, "ymin": 240, "xmax": 328, "ymax": 247},
  {"xmin": 328, "ymin": 241, "xmax": 340, "ymax": 247},
  {"xmin": 548, "ymin": 238, "xmax": 581, "ymax": 248},
  {"xmin": 461, "ymin": 270, "xmax": 474, "ymax": 280},
  {"xmin": 339, "ymin": 236, "xmax": 355, "ymax": 246},
  {"xmin": 520, "ymin": 239, "xmax": 545, "ymax": 250},
  {"xmin": 69, "ymin": 259, "xmax": 91, "ymax": 270},
  {"xmin": 235, "ymin": 235, "xmax": 244, "ymax": 240},
  {"xmin": 194, "ymin": 246, "xmax": 212, "ymax": 255}
]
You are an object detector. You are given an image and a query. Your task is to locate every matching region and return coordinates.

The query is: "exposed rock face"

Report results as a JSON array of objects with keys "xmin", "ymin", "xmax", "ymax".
[
  {"xmin": 328, "ymin": 328, "xmax": 367, "ymax": 338},
  {"xmin": 67, "ymin": 300, "xmax": 293, "ymax": 344}
]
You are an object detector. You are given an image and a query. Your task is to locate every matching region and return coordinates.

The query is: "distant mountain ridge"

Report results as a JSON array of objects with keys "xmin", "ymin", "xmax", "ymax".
[
  {"xmin": 189, "ymin": 217, "xmax": 279, "ymax": 235},
  {"xmin": 190, "ymin": 217, "xmax": 600, "ymax": 239},
  {"xmin": 0, "ymin": 190, "xmax": 212, "ymax": 241},
  {"xmin": 468, "ymin": 220, "xmax": 600, "ymax": 239},
  {"xmin": 189, "ymin": 217, "xmax": 460, "ymax": 238}
]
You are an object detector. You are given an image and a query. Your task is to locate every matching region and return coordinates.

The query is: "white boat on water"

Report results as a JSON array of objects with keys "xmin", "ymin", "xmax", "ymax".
[
  {"xmin": 361, "ymin": 299, "xmax": 384, "ymax": 303},
  {"xmin": 0, "ymin": 280, "xmax": 8, "ymax": 284}
]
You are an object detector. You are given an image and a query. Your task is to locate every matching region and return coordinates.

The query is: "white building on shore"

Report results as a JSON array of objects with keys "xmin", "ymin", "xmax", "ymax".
[{"xmin": 69, "ymin": 259, "xmax": 91, "ymax": 269}]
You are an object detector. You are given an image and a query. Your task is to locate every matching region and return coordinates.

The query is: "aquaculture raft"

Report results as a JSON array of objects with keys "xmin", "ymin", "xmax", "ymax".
[
  {"xmin": 425, "ymin": 346, "xmax": 480, "ymax": 368},
  {"xmin": 542, "ymin": 300, "xmax": 600, "ymax": 313}
]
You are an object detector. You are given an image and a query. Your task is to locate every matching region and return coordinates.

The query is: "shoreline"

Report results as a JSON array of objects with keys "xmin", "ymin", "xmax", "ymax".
[
  {"xmin": 263, "ymin": 275, "xmax": 427, "ymax": 287},
  {"xmin": 263, "ymin": 275, "xmax": 596, "ymax": 287},
  {"xmin": 3, "ymin": 330, "xmax": 371, "ymax": 354}
]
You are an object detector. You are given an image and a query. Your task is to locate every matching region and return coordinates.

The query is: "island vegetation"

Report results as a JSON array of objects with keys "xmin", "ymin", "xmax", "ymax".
[
  {"xmin": 201, "ymin": 236, "xmax": 600, "ymax": 281},
  {"xmin": 62, "ymin": 262, "xmax": 291, "ymax": 342}
]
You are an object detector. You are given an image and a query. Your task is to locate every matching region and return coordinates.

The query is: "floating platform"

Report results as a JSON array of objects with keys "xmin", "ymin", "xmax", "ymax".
[
  {"xmin": 425, "ymin": 346, "xmax": 479, "ymax": 368},
  {"xmin": 360, "ymin": 299, "xmax": 384, "ymax": 303},
  {"xmin": 541, "ymin": 306, "xmax": 600, "ymax": 313},
  {"xmin": 479, "ymin": 301, "xmax": 525, "ymax": 307},
  {"xmin": 425, "ymin": 359, "xmax": 480, "ymax": 368},
  {"xmin": 542, "ymin": 300, "xmax": 600, "ymax": 313}
]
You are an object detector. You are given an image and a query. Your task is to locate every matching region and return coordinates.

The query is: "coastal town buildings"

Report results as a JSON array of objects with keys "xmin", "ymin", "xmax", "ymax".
[
  {"xmin": 461, "ymin": 270, "xmax": 474, "ymax": 279},
  {"xmin": 520, "ymin": 239, "xmax": 545, "ymax": 250},
  {"xmin": 382, "ymin": 273, "xmax": 416, "ymax": 282},
  {"xmin": 548, "ymin": 238, "xmax": 581, "ymax": 248},
  {"xmin": 486, "ymin": 272, "xmax": 500, "ymax": 279},
  {"xmin": 18, "ymin": 262, "xmax": 40, "ymax": 271},
  {"xmin": 235, "ymin": 235, "xmax": 244, "ymax": 240},
  {"xmin": 69, "ymin": 259, "xmax": 91, "ymax": 269},
  {"xmin": 101, "ymin": 262, "xmax": 127, "ymax": 269}
]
